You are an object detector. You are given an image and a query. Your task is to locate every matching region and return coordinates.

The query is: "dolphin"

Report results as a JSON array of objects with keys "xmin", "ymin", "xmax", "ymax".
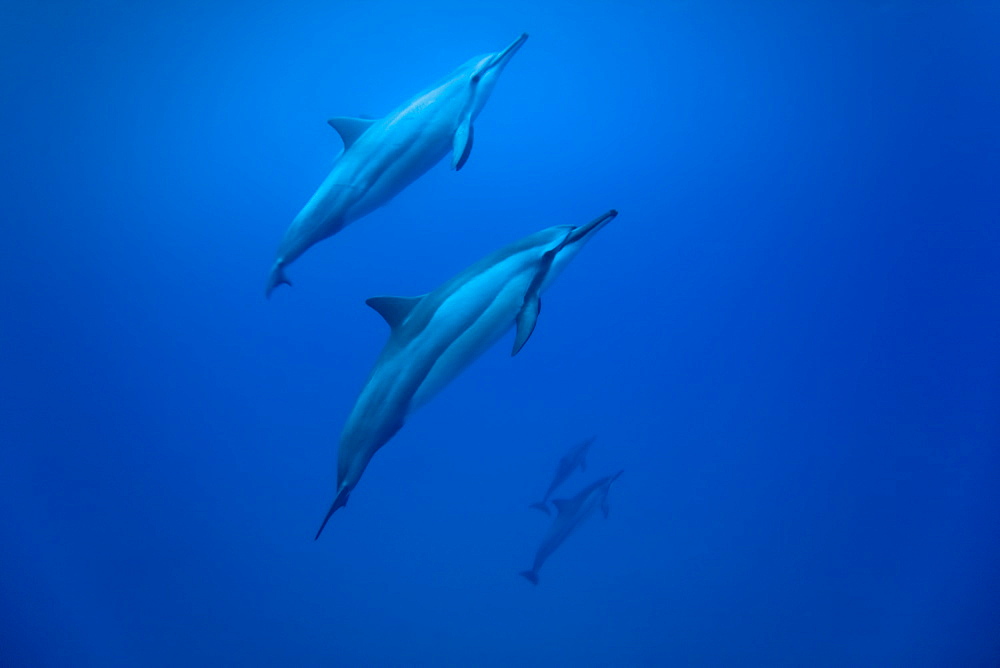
[
  {"xmin": 313, "ymin": 209, "xmax": 619, "ymax": 539},
  {"xmin": 520, "ymin": 470, "xmax": 623, "ymax": 585},
  {"xmin": 530, "ymin": 437, "xmax": 595, "ymax": 514},
  {"xmin": 266, "ymin": 33, "xmax": 529, "ymax": 297}
]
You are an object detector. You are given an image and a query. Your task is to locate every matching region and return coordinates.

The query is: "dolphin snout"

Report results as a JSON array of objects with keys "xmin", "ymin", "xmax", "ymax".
[
  {"xmin": 568, "ymin": 209, "xmax": 618, "ymax": 244},
  {"xmin": 505, "ymin": 33, "xmax": 529, "ymax": 55},
  {"xmin": 492, "ymin": 33, "xmax": 529, "ymax": 69}
]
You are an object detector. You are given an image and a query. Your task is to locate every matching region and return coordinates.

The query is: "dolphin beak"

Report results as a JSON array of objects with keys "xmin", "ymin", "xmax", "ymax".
[
  {"xmin": 490, "ymin": 33, "xmax": 529, "ymax": 71},
  {"xmin": 568, "ymin": 209, "xmax": 618, "ymax": 244}
]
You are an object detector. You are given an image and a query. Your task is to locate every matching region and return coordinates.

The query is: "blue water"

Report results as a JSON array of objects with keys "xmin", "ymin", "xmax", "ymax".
[{"xmin": 3, "ymin": 1, "xmax": 998, "ymax": 665}]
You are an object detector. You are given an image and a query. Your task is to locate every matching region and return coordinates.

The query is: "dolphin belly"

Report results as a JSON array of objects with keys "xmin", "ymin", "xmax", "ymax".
[
  {"xmin": 276, "ymin": 177, "xmax": 365, "ymax": 263},
  {"xmin": 350, "ymin": 138, "xmax": 452, "ymax": 218},
  {"xmin": 269, "ymin": 126, "xmax": 450, "ymax": 294},
  {"xmin": 409, "ymin": 268, "xmax": 531, "ymax": 410}
]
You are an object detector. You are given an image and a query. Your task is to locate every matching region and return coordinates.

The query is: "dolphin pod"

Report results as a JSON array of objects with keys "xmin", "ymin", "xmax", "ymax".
[
  {"xmin": 266, "ymin": 33, "xmax": 529, "ymax": 297},
  {"xmin": 530, "ymin": 437, "xmax": 596, "ymax": 514},
  {"xmin": 314, "ymin": 210, "xmax": 619, "ymax": 539},
  {"xmin": 520, "ymin": 471, "xmax": 624, "ymax": 585},
  {"xmin": 266, "ymin": 33, "xmax": 625, "ymax": 578}
]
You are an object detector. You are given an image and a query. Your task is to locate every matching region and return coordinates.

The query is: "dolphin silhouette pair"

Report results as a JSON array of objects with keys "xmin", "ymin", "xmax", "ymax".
[
  {"xmin": 520, "ymin": 470, "xmax": 623, "ymax": 585},
  {"xmin": 266, "ymin": 33, "xmax": 529, "ymax": 297},
  {"xmin": 530, "ymin": 437, "xmax": 595, "ymax": 513},
  {"xmin": 314, "ymin": 210, "xmax": 619, "ymax": 538}
]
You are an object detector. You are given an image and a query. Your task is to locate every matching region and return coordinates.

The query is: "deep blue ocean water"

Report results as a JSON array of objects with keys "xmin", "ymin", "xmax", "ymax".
[{"xmin": 2, "ymin": 1, "xmax": 999, "ymax": 665}]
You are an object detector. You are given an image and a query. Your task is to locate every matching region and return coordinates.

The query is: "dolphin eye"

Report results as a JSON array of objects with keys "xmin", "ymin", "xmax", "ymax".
[{"xmin": 471, "ymin": 73, "xmax": 481, "ymax": 84}]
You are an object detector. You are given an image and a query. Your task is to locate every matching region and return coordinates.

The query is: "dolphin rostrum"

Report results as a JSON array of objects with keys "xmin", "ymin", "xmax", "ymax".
[
  {"xmin": 520, "ymin": 470, "xmax": 623, "ymax": 585},
  {"xmin": 530, "ymin": 437, "xmax": 595, "ymax": 514},
  {"xmin": 266, "ymin": 33, "xmax": 529, "ymax": 297},
  {"xmin": 313, "ymin": 209, "xmax": 619, "ymax": 538}
]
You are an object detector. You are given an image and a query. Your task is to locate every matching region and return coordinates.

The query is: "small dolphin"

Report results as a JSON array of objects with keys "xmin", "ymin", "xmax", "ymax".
[
  {"xmin": 520, "ymin": 470, "xmax": 623, "ymax": 585},
  {"xmin": 529, "ymin": 437, "xmax": 595, "ymax": 514},
  {"xmin": 313, "ymin": 209, "xmax": 619, "ymax": 538},
  {"xmin": 266, "ymin": 33, "xmax": 529, "ymax": 297}
]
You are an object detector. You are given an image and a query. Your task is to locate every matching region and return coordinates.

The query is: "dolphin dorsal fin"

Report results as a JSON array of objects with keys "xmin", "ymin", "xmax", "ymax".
[
  {"xmin": 327, "ymin": 116, "xmax": 376, "ymax": 150},
  {"xmin": 551, "ymin": 498, "xmax": 573, "ymax": 515},
  {"xmin": 365, "ymin": 295, "xmax": 423, "ymax": 330}
]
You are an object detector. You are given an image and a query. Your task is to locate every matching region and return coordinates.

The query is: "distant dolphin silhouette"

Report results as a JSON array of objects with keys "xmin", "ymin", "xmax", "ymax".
[
  {"xmin": 314, "ymin": 210, "xmax": 619, "ymax": 538},
  {"xmin": 529, "ymin": 437, "xmax": 595, "ymax": 514},
  {"xmin": 266, "ymin": 33, "xmax": 529, "ymax": 297},
  {"xmin": 520, "ymin": 470, "xmax": 623, "ymax": 585}
]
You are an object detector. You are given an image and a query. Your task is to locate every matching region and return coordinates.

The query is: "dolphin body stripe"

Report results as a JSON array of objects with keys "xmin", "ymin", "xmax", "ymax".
[{"xmin": 314, "ymin": 210, "xmax": 619, "ymax": 539}]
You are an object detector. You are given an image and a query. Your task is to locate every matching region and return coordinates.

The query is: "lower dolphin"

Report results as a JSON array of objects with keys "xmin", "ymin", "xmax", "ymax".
[
  {"xmin": 521, "ymin": 470, "xmax": 623, "ymax": 585},
  {"xmin": 314, "ymin": 209, "xmax": 620, "ymax": 538}
]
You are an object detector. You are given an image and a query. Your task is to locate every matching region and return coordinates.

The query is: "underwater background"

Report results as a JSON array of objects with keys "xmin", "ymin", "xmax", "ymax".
[{"xmin": 2, "ymin": 1, "xmax": 999, "ymax": 665}]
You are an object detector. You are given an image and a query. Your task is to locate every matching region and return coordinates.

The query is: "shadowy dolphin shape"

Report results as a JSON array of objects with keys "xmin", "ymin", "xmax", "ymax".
[
  {"xmin": 266, "ymin": 33, "xmax": 529, "ymax": 297},
  {"xmin": 314, "ymin": 210, "xmax": 619, "ymax": 538},
  {"xmin": 520, "ymin": 470, "xmax": 623, "ymax": 585},
  {"xmin": 529, "ymin": 437, "xmax": 595, "ymax": 514}
]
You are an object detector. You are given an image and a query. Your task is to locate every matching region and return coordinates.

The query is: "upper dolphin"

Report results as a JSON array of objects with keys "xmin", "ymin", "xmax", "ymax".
[
  {"xmin": 266, "ymin": 33, "xmax": 529, "ymax": 297},
  {"xmin": 314, "ymin": 209, "xmax": 620, "ymax": 538},
  {"xmin": 530, "ymin": 437, "xmax": 595, "ymax": 514},
  {"xmin": 520, "ymin": 470, "xmax": 623, "ymax": 585}
]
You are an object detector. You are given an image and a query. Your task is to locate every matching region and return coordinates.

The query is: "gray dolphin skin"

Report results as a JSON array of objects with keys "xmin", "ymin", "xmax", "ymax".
[
  {"xmin": 313, "ymin": 209, "xmax": 619, "ymax": 539},
  {"xmin": 530, "ymin": 437, "xmax": 595, "ymax": 514},
  {"xmin": 266, "ymin": 33, "xmax": 529, "ymax": 297},
  {"xmin": 520, "ymin": 470, "xmax": 623, "ymax": 585}
]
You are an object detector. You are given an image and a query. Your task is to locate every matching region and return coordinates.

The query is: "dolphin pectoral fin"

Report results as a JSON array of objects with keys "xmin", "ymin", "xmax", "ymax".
[
  {"xmin": 366, "ymin": 295, "xmax": 425, "ymax": 330},
  {"xmin": 551, "ymin": 498, "xmax": 572, "ymax": 515},
  {"xmin": 314, "ymin": 486, "xmax": 351, "ymax": 540},
  {"xmin": 519, "ymin": 570, "xmax": 539, "ymax": 585},
  {"xmin": 601, "ymin": 497, "xmax": 610, "ymax": 519},
  {"xmin": 512, "ymin": 244, "xmax": 559, "ymax": 356},
  {"xmin": 265, "ymin": 263, "xmax": 292, "ymax": 298},
  {"xmin": 512, "ymin": 294, "xmax": 540, "ymax": 356},
  {"xmin": 327, "ymin": 117, "xmax": 376, "ymax": 150},
  {"xmin": 452, "ymin": 117, "xmax": 474, "ymax": 170},
  {"xmin": 529, "ymin": 502, "xmax": 551, "ymax": 515}
]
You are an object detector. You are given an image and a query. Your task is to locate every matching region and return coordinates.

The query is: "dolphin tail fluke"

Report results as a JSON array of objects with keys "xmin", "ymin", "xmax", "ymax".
[
  {"xmin": 519, "ymin": 570, "xmax": 539, "ymax": 585},
  {"xmin": 314, "ymin": 487, "xmax": 350, "ymax": 540},
  {"xmin": 529, "ymin": 502, "xmax": 551, "ymax": 515},
  {"xmin": 265, "ymin": 263, "xmax": 292, "ymax": 298}
]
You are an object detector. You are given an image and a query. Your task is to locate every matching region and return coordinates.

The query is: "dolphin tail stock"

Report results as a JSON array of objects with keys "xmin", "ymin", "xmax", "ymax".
[
  {"xmin": 314, "ymin": 486, "xmax": 350, "ymax": 540},
  {"xmin": 519, "ymin": 570, "xmax": 539, "ymax": 585},
  {"xmin": 528, "ymin": 501, "xmax": 551, "ymax": 515},
  {"xmin": 265, "ymin": 262, "xmax": 292, "ymax": 298}
]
